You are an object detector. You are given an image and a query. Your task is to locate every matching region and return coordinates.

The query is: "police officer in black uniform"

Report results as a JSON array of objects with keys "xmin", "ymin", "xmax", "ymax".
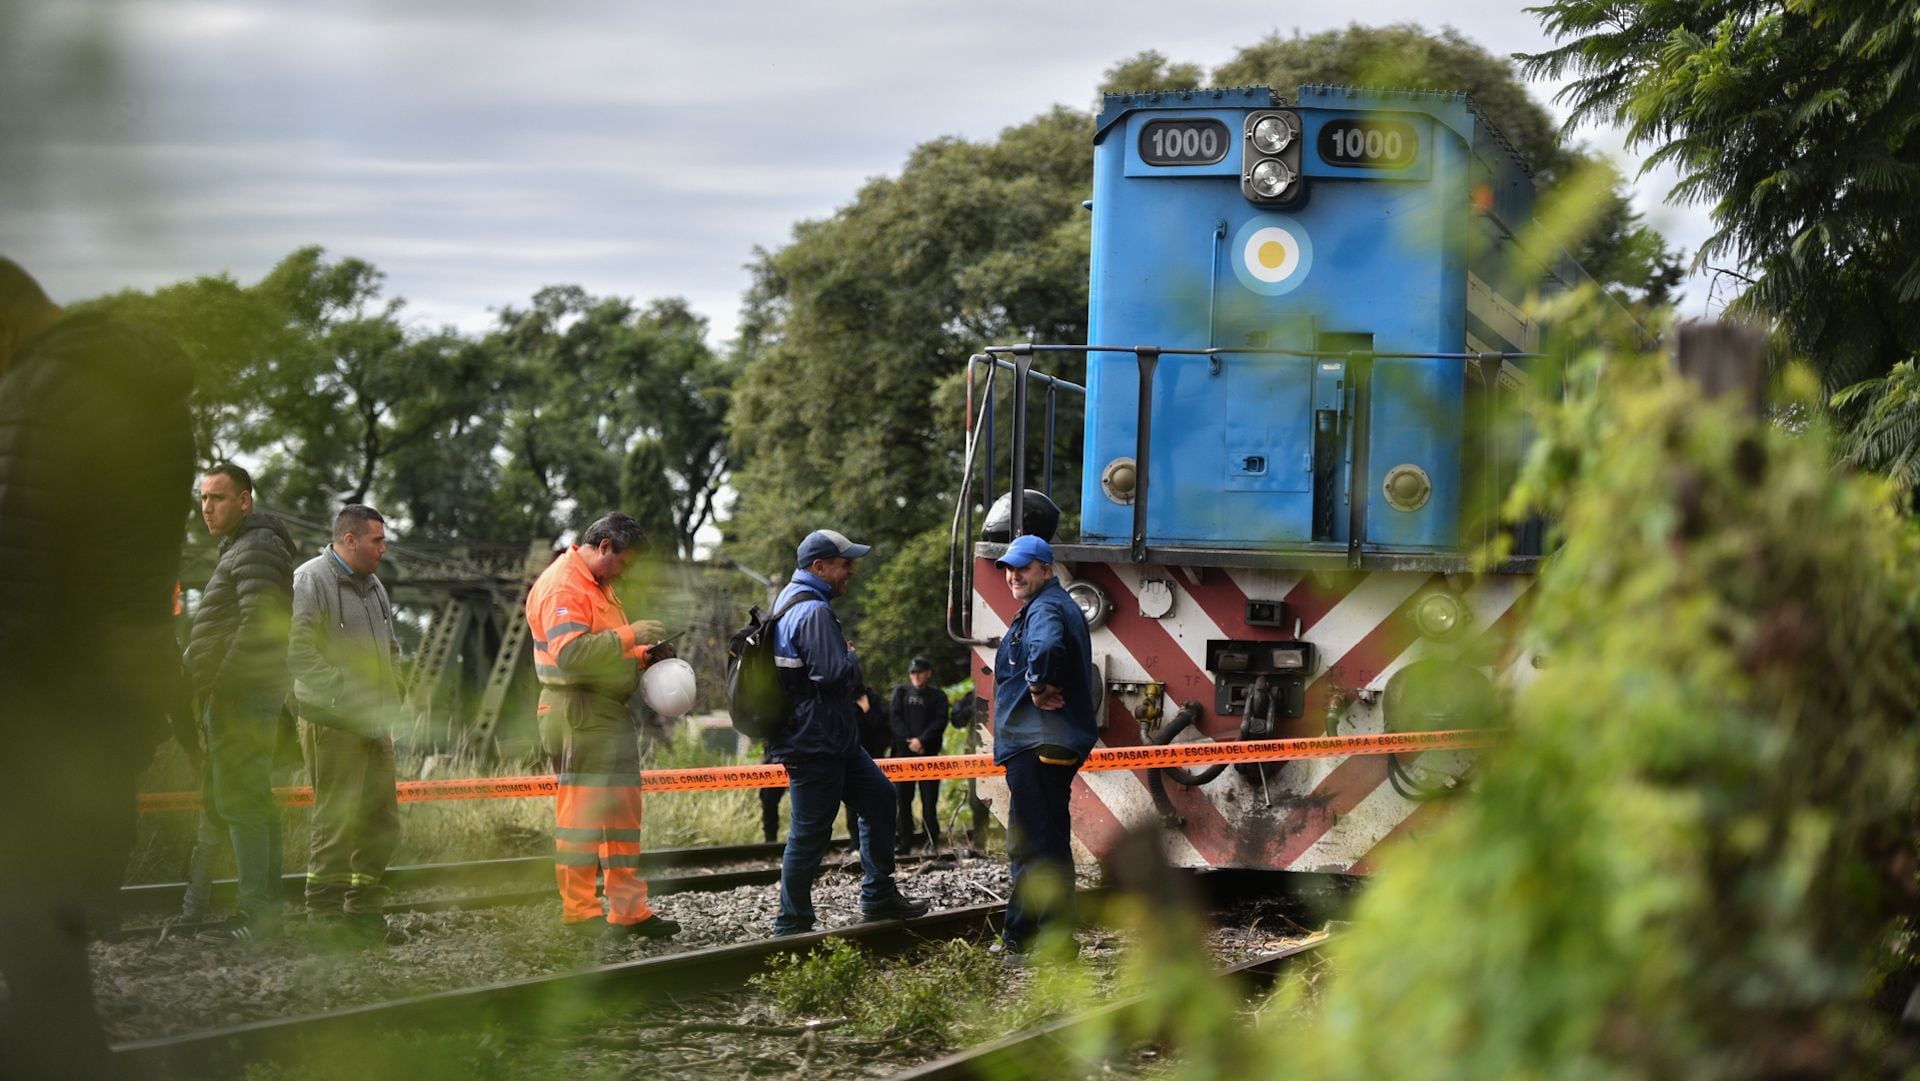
[{"xmin": 889, "ymin": 657, "xmax": 948, "ymax": 852}]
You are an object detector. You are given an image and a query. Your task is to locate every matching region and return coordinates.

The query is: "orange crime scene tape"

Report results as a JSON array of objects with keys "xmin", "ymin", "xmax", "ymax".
[{"xmin": 136, "ymin": 729, "xmax": 1497, "ymax": 814}]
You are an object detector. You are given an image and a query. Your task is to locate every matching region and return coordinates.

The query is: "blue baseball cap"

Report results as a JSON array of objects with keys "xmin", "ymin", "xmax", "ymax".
[
  {"xmin": 796, "ymin": 528, "xmax": 872, "ymax": 568},
  {"xmin": 994, "ymin": 534, "xmax": 1054, "ymax": 569}
]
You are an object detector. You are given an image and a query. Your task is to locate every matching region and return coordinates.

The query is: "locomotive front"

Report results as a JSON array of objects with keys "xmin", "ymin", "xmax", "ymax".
[{"xmin": 959, "ymin": 85, "xmax": 1585, "ymax": 873}]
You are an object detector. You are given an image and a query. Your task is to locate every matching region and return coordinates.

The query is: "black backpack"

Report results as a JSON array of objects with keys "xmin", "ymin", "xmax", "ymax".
[{"xmin": 725, "ymin": 592, "xmax": 810, "ymax": 740}]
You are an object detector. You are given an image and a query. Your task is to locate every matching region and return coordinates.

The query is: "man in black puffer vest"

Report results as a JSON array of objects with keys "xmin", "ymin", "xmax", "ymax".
[
  {"xmin": 0, "ymin": 258, "xmax": 194, "ymax": 1080},
  {"xmin": 185, "ymin": 461, "xmax": 298, "ymax": 942}
]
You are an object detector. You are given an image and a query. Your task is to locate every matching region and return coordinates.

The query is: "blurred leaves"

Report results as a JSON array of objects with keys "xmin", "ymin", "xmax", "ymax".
[{"xmin": 1260, "ymin": 347, "xmax": 1917, "ymax": 1078}]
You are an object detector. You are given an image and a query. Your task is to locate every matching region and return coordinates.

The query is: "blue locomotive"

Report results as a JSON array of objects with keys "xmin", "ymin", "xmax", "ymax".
[{"xmin": 956, "ymin": 85, "xmax": 1588, "ymax": 872}]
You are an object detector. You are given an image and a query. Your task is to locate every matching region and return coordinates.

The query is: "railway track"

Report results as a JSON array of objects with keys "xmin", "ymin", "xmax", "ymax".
[
  {"xmin": 108, "ymin": 866, "xmax": 1327, "ymax": 1079},
  {"xmin": 121, "ymin": 840, "xmax": 805, "ymax": 917},
  {"xmin": 117, "ymin": 839, "xmax": 897, "ymax": 938},
  {"xmin": 112, "ymin": 900, "xmax": 1009, "ymax": 1077}
]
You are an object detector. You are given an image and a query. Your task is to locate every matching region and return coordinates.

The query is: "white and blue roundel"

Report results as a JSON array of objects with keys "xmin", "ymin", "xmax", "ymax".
[{"xmin": 1231, "ymin": 215, "xmax": 1314, "ymax": 296}]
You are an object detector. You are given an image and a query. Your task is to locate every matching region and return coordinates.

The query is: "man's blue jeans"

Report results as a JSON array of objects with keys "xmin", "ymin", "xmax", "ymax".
[
  {"xmin": 774, "ymin": 750, "xmax": 900, "ymax": 934},
  {"xmin": 205, "ymin": 692, "xmax": 283, "ymax": 924},
  {"xmin": 1001, "ymin": 748, "xmax": 1079, "ymax": 951}
]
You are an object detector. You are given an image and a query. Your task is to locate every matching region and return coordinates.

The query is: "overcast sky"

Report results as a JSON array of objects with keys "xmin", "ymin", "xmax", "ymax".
[{"xmin": 3, "ymin": 0, "xmax": 1721, "ymax": 349}]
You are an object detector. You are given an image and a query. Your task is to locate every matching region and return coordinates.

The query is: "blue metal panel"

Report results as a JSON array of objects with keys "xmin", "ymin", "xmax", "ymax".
[{"xmin": 1082, "ymin": 88, "xmax": 1475, "ymax": 554}]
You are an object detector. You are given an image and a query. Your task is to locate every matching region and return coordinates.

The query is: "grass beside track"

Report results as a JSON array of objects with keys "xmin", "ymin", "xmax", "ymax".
[{"xmin": 127, "ymin": 734, "xmax": 769, "ymax": 886}]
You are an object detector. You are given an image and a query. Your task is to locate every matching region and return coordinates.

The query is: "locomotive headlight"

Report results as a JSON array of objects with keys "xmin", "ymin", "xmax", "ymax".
[
  {"xmin": 1100, "ymin": 457, "xmax": 1138, "ymax": 505},
  {"xmin": 1250, "ymin": 114, "xmax": 1296, "ymax": 154},
  {"xmin": 1382, "ymin": 464, "xmax": 1432, "ymax": 511},
  {"xmin": 1412, "ymin": 591, "xmax": 1471, "ymax": 642},
  {"xmin": 1241, "ymin": 110, "xmax": 1304, "ymax": 206},
  {"xmin": 1249, "ymin": 158, "xmax": 1295, "ymax": 198},
  {"xmin": 1066, "ymin": 580, "xmax": 1113, "ymax": 631}
]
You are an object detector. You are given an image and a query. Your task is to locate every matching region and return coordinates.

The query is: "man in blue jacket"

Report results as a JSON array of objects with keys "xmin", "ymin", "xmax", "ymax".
[
  {"xmin": 768, "ymin": 529, "xmax": 930, "ymax": 935},
  {"xmin": 991, "ymin": 535, "xmax": 1097, "ymax": 959}
]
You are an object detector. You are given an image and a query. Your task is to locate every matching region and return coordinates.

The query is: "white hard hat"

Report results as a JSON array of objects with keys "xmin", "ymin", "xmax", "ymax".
[{"xmin": 642, "ymin": 657, "xmax": 698, "ymax": 718}]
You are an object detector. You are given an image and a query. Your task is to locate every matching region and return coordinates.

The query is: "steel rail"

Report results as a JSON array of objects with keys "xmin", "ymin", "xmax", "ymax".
[
  {"xmin": 112, "ymin": 901, "xmax": 1010, "ymax": 1078},
  {"xmin": 118, "ymin": 839, "xmax": 837, "ymax": 919},
  {"xmin": 122, "ymin": 844, "xmax": 940, "ymax": 939}
]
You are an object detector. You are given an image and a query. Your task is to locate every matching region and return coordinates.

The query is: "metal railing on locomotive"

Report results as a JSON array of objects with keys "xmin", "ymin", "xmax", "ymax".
[
  {"xmin": 944, "ymin": 341, "xmax": 1554, "ymax": 819},
  {"xmin": 943, "ymin": 350, "xmax": 1087, "ymax": 649},
  {"xmin": 937, "ymin": 351, "xmax": 1087, "ymax": 850},
  {"xmin": 945, "ymin": 340, "xmax": 1552, "ymax": 648}
]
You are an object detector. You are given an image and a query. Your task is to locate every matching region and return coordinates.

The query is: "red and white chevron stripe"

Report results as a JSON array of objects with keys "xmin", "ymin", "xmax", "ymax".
[{"xmin": 971, "ymin": 557, "xmax": 1534, "ymax": 873}]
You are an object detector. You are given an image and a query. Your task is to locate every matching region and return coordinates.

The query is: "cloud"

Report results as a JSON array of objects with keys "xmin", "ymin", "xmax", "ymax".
[{"xmin": 4, "ymin": 0, "xmax": 1718, "ymax": 345}]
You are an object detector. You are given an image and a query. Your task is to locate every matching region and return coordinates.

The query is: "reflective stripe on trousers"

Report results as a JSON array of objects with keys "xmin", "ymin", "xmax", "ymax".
[
  {"xmin": 538, "ymin": 687, "xmax": 653, "ymax": 925},
  {"xmin": 554, "ymin": 774, "xmax": 648, "ymax": 923}
]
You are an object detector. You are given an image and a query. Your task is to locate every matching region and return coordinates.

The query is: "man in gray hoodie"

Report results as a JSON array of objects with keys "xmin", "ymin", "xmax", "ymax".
[{"xmin": 288, "ymin": 504, "xmax": 406, "ymax": 946}]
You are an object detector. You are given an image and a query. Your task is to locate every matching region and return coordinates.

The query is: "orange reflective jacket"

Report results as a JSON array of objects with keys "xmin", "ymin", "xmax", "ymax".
[{"xmin": 525, "ymin": 547, "xmax": 651, "ymax": 698}]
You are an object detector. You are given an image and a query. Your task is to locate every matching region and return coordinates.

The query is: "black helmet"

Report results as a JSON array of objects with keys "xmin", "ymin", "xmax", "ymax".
[{"xmin": 981, "ymin": 489, "xmax": 1060, "ymax": 543}]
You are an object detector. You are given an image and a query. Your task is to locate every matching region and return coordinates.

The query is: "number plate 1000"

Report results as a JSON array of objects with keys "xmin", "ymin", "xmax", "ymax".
[
  {"xmin": 1316, "ymin": 118, "xmax": 1418, "ymax": 170},
  {"xmin": 1138, "ymin": 119, "xmax": 1229, "ymax": 166}
]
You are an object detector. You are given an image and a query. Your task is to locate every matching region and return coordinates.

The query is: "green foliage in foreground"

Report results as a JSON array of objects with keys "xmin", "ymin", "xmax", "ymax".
[
  {"xmin": 1260, "ymin": 335, "xmax": 1920, "ymax": 1077},
  {"xmin": 241, "ymin": 1028, "xmax": 573, "ymax": 1081},
  {"xmin": 753, "ymin": 937, "xmax": 1004, "ymax": 1043}
]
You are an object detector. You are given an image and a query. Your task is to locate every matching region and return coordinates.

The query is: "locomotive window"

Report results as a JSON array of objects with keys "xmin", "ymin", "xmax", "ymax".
[
  {"xmin": 1316, "ymin": 119, "xmax": 1419, "ymax": 170},
  {"xmin": 1139, "ymin": 119, "xmax": 1229, "ymax": 166}
]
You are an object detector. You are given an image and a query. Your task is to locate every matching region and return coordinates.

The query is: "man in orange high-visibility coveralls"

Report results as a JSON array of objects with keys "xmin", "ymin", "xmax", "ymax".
[{"xmin": 525, "ymin": 513, "xmax": 680, "ymax": 944}]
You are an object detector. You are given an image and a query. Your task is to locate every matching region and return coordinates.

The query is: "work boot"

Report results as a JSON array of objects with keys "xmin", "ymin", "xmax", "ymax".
[
  {"xmin": 308, "ymin": 911, "xmax": 355, "ymax": 949},
  {"xmin": 599, "ymin": 914, "xmax": 680, "ymax": 942},
  {"xmin": 563, "ymin": 916, "xmax": 610, "ymax": 937},
  {"xmin": 861, "ymin": 894, "xmax": 931, "ymax": 922},
  {"xmin": 347, "ymin": 912, "xmax": 408, "ymax": 947}
]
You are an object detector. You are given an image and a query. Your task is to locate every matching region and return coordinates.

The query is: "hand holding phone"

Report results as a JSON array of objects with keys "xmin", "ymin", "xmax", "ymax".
[{"xmin": 646, "ymin": 629, "xmax": 683, "ymax": 661}]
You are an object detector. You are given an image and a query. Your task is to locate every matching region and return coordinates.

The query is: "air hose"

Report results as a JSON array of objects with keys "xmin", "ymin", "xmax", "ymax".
[{"xmin": 1144, "ymin": 700, "xmax": 1221, "ymax": 828}]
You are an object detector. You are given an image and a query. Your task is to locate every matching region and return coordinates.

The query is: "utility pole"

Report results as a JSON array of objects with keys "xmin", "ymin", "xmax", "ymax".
[
  {"xmin": 720, "ymin": 556, "xmax": 784, "ymax": 610},
  {"xmin": 1673, "ymin": 321, "xmax": 1767, "ymax": 417}
]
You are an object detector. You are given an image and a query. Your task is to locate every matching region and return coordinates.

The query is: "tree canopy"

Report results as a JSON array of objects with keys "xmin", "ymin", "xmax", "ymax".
[
  {"xmin": 81, "ymin": 246, "xmax": 733, "ymax": 560},
  {"xmin": 723, "ymin": 107, "xmax": 1094, "ymax": 678},
  {"xmin": 1523, "ymin": 0, "xmax": 1920, "ymax": 393}
]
